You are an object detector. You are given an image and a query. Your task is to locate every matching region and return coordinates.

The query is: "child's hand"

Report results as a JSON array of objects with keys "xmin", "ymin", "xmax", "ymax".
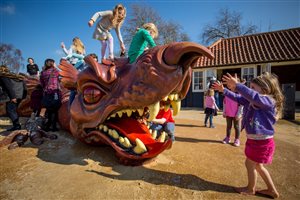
[
  {"xmin": 88, "ymin": 20, "xmax": 94, "ymax": 27},
  {"xmin": 212, "ymin": 81, "xmax": 224, "ymax": 92},
  {"xmin": 120, "ymin": 43, "xmax": 125, "ymax": 52},
  {"xmin": 222, "ymin": 73, "xmax": 238, "ymax": 91},
  {"xmin": 60, "ymin": 42, "xmax": 65, "ymax": 49}
]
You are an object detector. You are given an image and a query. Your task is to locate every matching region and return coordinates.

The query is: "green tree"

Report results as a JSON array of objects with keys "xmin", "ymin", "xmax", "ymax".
[
  {"xmin": 0, "ymin": 43, "xmax": 24, "ymax": 73},
  {"xmin": 200, "ymin": 8, "xmax": 257, "ymax": 45}
]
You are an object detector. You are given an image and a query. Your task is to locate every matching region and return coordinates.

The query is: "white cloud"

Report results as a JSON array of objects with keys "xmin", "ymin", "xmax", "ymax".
[{"xmin": 0, "ymin": 4, "xmax": 15, "ymax": 15}]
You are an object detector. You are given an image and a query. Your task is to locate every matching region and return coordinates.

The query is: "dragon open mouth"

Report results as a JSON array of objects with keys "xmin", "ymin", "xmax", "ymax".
[{"xmin": 83, "ymin": 93, "xmax": 181, "ymax": 159}]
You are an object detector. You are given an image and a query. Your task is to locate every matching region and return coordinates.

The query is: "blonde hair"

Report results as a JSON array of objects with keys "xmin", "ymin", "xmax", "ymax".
[
  {"xmin": 111, "ymin": 4, "xmax": 126, "ymax": 27},
  {"xmin": 72, "ymin": 37, "xmax": 85, "ymax": 55},
  {"xmin": 207, "ymin": 89, "xmax": 214, "ymax": 97},
  {"xmin": 143, "ymin": 23, "xmax": 158, "ymax": 39},
  {"xmin": 251, "ymin": 72, "xmax": 284, "ymax": 120}
]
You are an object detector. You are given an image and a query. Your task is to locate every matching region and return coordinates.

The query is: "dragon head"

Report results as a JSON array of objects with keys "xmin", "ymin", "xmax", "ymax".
[{"xmin": 59, "ymin": 42, "xmax": 213, "ymax": 165}]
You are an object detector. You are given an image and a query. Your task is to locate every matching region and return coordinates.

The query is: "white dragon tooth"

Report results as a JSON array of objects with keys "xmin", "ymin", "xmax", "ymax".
[
  {"xmin": 169, "ymin": 94, "xmax": 175, "ymax": 101},
  {"xmin": 119, "ymin": 136, "xmax": 125, "ymax": 146},
  {"xmin": 103, "ymin": 125, "xmax": 108, "ymax": 132},
  {"xmin": 170, "ymin": 100, "xmax": 181, "ymax": 116},
  {"xmin": 158, "ymin": 131, "xmax": 166, "ymax": 142},
  {"xmin": 108, "ymin": 129, "xmax": 113, "ymax": 136},
  {"xmin": 137, "ymin": 109, "xmax": 144, "ymax": 116},
  {"xmin": 151, "ymin": 130, "xmax": 157, "ymax": 139},
  {"xmin": 164, "ymin": 104, "xmax": 170, "ymax": 111},
  {"xmin": 117, "ymin": 111, "xmax": 123, "ymax": 118},
  {"xmin": 124, "ymin": 137, "xmax": 132, "ymax": 148},
  {"xmin": 99, "ymin": 124, "xmax": 103, "ymax": 130},
  {"xmin": 163, "ymin": 96, "xmax": 168, "ymax": 101},
  {"xmin": 112, "ymin": 130, "xmax": 119, "ymax": 139},
  {"xmin": 110, "ymin": 113, "xmax": 116, "ymax": 118},
  {"xmin": 174, "ymin": 94, "xmax": 178, "ymax": 100},
  {"xmin": 148, "ymin": 102, "xmax": 160, "ymax": 121},
  {"xmin": 126, "ymin": 110, "xmax": 133, "ymax": 117},
  {"xmin": 133, "ymin": 138, "xmax": 147, "ymax": 154},
  {"xmin": 149, "ymin": 129, "xmax": 152, "ymax": 134},
  {"xmin": 119, "ymin": 136, "xmax": 125, "ymax": 143}
]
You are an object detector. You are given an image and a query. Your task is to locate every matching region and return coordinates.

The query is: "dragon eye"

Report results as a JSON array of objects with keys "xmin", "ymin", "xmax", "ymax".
[{"xmin": 83, "ymin": 87, "xmax": 104, "ymax": 104}]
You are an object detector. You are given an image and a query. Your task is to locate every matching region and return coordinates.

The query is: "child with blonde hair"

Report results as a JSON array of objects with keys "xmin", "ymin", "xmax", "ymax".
[
  {"xmin": 128, "ymin": 23, "xmax": 158, "ymax": 63},
  {"xmin": 213, "ymin": 72, "xmax": 284, "ymax": 198},
  {"xmin": 61, "ymin": 37, "xmax": 86, "ymax": 69},
  {"xmin": 88, "ymin": 4, "xmax": 126, "ymax": 64},
  {"xmin": 204, "ymin": 89, "xmax": 219, "ymax": 128}
]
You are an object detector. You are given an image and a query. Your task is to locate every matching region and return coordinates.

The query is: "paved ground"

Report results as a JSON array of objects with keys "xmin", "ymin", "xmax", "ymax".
[{"xmin": 0, "ymin": 109, "xmax": 299, "ymax": 200}]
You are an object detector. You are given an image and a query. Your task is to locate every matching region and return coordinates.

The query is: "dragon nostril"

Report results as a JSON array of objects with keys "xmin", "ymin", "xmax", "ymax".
[{"xmin": 83, "ymin": 87, "xmax": 104, "ymax": 104}]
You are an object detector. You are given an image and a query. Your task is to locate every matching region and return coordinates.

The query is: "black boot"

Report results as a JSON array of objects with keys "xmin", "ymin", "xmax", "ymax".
[{"xmin": 6, "ymin": 120, "xmax": 21, "ymax": 131}]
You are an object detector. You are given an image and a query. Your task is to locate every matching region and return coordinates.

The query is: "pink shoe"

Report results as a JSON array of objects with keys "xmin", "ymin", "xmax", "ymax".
[
  {"xmin": 222, "ymin": 137, "xmax": 230, "ymax": 144},
  {"xmin": 233, "ymin": 139, "xmax": 240, "ymax": 147}
]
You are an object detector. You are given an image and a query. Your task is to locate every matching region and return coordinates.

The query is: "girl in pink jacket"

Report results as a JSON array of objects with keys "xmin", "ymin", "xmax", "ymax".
[{"xmin": 222, "ymin": 95, "xmax": 243, "ymax": 146}]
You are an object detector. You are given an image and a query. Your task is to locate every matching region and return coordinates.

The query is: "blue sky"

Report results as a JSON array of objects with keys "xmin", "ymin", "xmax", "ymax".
[{"xmin": 1, "ymin": 0, "xmax": 299, "ymax": 72}]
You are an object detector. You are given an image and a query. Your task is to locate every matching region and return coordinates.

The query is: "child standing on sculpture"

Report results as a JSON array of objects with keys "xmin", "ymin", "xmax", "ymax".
[
  {"xmin": 222, "ymin": 91, "xmax": 243, "ymax": 146},
  {"xmin": 213, "ymin": 72, "xmax": 283, "ymax": 198},
  {"xmin": 128, "ymin": 23, "xmax": 158, "ymax": 63},
  {"xmin": 88, "ymin": 4, "xmax": 126, "ymax": 64},
  {"xmin": 204, "ymin": 89, "xmax": 219, "ymax": 128}
]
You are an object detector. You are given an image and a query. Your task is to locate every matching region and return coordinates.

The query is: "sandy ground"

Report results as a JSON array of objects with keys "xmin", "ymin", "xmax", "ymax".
[{"xmin": 0, "ymin": 109, "xmax": 299, "ymax": 200}]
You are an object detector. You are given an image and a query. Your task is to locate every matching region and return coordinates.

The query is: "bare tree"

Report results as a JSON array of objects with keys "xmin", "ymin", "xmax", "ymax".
[
  {"xmin": 200, "ymin": 8, "xmax": 257, "ymax": 45},
  {"xmin": 122, "ymin": 3, "xmax": 190, "ymax": 48},
  {"xmin": 0, "ymin": 43, "xmax": 24, "ymax": 73}
]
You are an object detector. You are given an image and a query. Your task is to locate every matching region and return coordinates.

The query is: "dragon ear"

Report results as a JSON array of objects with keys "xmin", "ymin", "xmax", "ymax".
[
  {"xmin": 58, "ymin": 59, "xmax": 78, "ymax": 90},
  {"xmin": 84, "ymin": 56, "xmax": 117, "ymax": 84}
]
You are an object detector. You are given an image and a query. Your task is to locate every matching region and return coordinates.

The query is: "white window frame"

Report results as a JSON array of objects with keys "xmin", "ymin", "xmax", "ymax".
[
  {"xmin": 241, "ymin": 66, "xmax": 257, "ymax": 86},
  {"xmin": 192, "ymin": 70, "xmax": 205, "ymax": 92}
]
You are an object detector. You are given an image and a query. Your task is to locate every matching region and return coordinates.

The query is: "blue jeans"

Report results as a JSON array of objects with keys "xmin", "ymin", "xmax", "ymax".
[
  {"xmin": 204, "ymin": 114, "xmax": 214, "ymax": 127},
  {"xmin": 150, "ymin": 122, "xmax": 175, "ymax": 141}
]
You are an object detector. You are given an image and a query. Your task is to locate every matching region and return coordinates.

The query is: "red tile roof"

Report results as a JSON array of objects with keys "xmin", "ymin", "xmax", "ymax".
[{"xmin": 193, "ymin": 28, "xmax": 300, "ymax": 68}]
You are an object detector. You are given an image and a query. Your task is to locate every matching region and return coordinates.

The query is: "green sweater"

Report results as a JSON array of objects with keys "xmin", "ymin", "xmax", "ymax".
[{"xmin": 128, "ymin": 29, "xmax": 156, "ymax": 63}]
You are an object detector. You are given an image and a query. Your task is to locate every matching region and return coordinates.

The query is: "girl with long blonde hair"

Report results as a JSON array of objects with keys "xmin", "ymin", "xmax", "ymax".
[
  {"xmin": 213, "ymin": 72, "xmax": 284, "ymax": 198},
  {"xmin": 88, "ymin": 4, "xmax": 126, "ymax": 65}
]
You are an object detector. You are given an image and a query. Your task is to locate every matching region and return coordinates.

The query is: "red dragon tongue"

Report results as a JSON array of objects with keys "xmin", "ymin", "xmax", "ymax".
[{"xmin": 105, "ymin": 118, "xmax": 155, "ymax": 145}]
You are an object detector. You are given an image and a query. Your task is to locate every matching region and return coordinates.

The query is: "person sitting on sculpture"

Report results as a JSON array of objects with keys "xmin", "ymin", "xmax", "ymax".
[{"xmin": 128, "ymin": 23, "xmax": 158, "ymax": 64}]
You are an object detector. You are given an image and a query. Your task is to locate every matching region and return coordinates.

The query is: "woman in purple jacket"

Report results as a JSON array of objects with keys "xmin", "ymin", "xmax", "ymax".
[{"xmin": 213, "ymin": 72, "xmax": 284, "ymax": 199}]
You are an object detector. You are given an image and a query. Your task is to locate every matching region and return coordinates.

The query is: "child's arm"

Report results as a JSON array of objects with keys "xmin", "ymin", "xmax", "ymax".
[
  {"xmin": 152, "ymin": 118, "xmax": 166, "ymax": 124},
  {"xmin": 235, "ymin": 83, "xmax": 274, "ymax": 109},
  {"xmin": 89, "ymin": 10, "xmax": 112, "ymax": 26},
  {"xmin": 61, "ymin": 42, "xmax": 69, "ymax": 56},
  {"xmin": 142, "ymin": 29, "xmax": 156, "ymax": 48},
  {"xmin": 115, "ymin": 25, "xmax": 125, "ymax": 52},
  {"xmin": 212, "ymin": 80, "xmax": 248, "ymax": 106},
  {"xmin": 212, "ymin": 96, "xmax": 219, "ymax": 110}
]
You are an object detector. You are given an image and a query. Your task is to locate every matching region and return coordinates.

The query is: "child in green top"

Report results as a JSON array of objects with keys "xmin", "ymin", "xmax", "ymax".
[{"xmin": 128, "ymin": 23, "xmax": 158, "ymax": 63}]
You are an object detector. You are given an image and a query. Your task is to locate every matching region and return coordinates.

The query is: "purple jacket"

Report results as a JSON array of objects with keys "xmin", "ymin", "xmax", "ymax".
[{"xmin": 223, "ymin": 83, "xmax": 276, "ymax": 136}]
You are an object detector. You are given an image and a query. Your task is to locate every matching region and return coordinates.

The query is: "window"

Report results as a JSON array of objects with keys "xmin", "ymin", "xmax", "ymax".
[
  {"xmin": 193, "ymin": 71, "xmax": 204, "ymax": 92},
  {"xmin": 205, "ymin": 69, "xmax": 217, "ymax": 90},
  {"xmin": 242, "ymin": 67, "xmax": 256, "ymax": 86}
]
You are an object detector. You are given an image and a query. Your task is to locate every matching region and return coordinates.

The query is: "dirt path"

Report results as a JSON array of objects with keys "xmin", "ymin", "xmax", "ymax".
[{"xmin": 0, "ymin": 110, "xmax": 299, "ymax": 200}]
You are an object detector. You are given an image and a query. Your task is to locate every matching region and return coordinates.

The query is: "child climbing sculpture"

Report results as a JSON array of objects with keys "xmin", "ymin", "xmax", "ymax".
[{"xmin": 88, "ymin": 4, "xmax": 126, "ymax": 65}]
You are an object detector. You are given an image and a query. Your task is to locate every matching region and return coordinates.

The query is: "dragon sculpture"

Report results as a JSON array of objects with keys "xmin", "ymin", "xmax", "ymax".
[{"xmin": 1, "ymin": 42, "xmax": 213, "ymax": 165}]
